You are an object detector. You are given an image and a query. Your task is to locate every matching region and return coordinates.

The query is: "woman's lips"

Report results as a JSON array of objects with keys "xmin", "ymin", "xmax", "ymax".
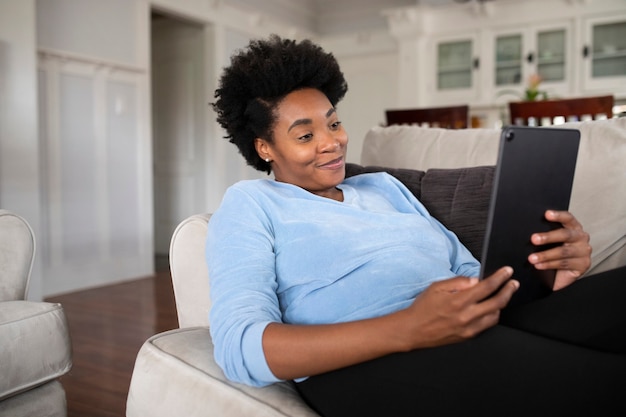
[{"xmin": 319, "ymin": 156, "xmax": 344, "ymax": 170}]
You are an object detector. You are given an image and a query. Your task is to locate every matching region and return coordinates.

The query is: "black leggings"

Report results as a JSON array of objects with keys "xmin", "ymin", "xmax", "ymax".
[{"xmin": 296, "ymin": 266, "xmax": 626, "ymax": 417}]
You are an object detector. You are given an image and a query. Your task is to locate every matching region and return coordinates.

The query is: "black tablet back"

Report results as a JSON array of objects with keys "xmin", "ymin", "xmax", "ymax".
[{"xmin": 479, "ymin": 126, "xmax": 580, "ymax": 306}]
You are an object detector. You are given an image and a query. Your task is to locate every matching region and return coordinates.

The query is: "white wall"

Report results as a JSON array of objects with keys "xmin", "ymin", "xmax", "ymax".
[
  {"xmin": 37, "ymin": 0, "xmax": 138, "ymax": 65},
  {"xmin": 0, "ymin": 0, "xmax": 43, "ymax": 300},
  {"xmin": 36, "ymin": 0, "xmax": 153, "ymax": 296},
  {"xmin": 320, "ymin": 33, "xmax": 399, "ymax": 163},
  {"xmin": 333, "ymin": 52, "xmax": 398, "ymax": 163}
]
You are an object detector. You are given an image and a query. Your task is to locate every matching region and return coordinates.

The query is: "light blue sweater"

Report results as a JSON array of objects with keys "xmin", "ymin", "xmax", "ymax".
[{"xmin": 206, "ymin": 172, "xmax": 480, "ymax": 387}]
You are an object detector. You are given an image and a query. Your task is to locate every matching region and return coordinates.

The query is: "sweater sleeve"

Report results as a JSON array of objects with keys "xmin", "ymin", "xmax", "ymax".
[{"xmin": 206, "ymin": 185, "xmax": 283, "ymax": 387}]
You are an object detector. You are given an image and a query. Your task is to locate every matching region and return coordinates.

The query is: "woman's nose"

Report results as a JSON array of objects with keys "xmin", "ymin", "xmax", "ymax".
[{"xmin": 319, "ymin": 131, "xmax": 345, "ymax": 152}]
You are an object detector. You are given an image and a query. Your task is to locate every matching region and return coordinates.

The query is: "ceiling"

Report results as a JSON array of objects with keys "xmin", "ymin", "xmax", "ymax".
[
  {"xmin": 310, "ymin": 0, "xmax": 465, "ymax": 9},
  {"xmin": 224, "ymin": 0, "xmax": 475, "ymax": 36},
  {"xmin": 312, "ymin": 0, "xmax": 462, "ymax": 7}
]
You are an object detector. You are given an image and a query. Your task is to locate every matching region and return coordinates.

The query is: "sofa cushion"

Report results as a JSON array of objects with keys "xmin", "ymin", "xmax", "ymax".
[
  {"xmin": 561, "ymin": 118, "xmax": 626, "ymax": 275},
  {"xmin": 361, "ymin": 124, "xmax": 500, "ymax": 170},
  {"xmin": 0, "ymin": 301, "xmax": 72, "ymax": 400},
  {"xmin": 0, "ymin": 380, "xmax": 67, "ymax": 416},
  {"xmin": 346, "ymin": 163, "xmax": 494, "ymax": 259}
]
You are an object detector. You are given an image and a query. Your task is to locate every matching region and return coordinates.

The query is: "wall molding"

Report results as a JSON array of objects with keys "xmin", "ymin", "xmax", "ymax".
[{"xmin": 38, "ymin": 47, "xmax": 146, "ymax": 74}]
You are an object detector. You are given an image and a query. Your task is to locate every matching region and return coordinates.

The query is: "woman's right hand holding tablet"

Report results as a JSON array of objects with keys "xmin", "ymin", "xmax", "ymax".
[{"xmin": 397, "ymin": 267, "xmax": 518, "ymax": 351}]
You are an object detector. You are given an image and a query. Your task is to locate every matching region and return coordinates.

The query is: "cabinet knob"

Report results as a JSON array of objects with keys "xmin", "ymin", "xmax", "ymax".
[
  {"xmin": 526, "ymin": 52, "xmax": 534, "ymax": 63},
  {"xmin": 582, "ymin": 45, "xmax": 589, "ymax": 58},
  {"xmin": 473, "ymin": 58, "xmax": 480, "ymax": 69}
]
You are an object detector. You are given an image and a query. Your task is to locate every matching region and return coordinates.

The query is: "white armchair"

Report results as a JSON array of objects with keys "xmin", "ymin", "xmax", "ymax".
[
  {"xmin": 126, "ymin": 214, "xmax": 320, "ymax": 417},
  {"xmin": 0, "ymin": 209, "xmax": 72, "ymax": 417}
]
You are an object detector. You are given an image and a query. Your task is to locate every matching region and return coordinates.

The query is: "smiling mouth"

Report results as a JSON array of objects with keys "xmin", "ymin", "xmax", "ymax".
[{"xmin": 319, "ymin": 156, "xmax": 344, "ymax": 169}]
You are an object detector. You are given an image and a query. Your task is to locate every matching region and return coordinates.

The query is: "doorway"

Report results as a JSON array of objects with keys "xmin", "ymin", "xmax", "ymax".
[{"xmin": 151, "ymin": 11, "xmax": 207, "ymax": 271}]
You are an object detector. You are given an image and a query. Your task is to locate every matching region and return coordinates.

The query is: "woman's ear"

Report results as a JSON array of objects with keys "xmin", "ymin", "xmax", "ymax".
[{"xmin": 255, "ymin": 138, "xmax": 272, "ymax": 162}]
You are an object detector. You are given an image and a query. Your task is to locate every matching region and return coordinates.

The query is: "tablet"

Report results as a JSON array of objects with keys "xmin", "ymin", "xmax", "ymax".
[{"xmin": 479, "ymin": 125, "xmax": 580, "ymax": 306}]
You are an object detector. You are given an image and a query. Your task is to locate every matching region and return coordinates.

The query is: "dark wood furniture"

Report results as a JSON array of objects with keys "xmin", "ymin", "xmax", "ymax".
[
  {"xmin": 509, "ymin": 95, "xmax": 614, "ymax": 126},
  {"xmin": 385, "ymin": 105, "xmax": 469, "ymax": 129}
]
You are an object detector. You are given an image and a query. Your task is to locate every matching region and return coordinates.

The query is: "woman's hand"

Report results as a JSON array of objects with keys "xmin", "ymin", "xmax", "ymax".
[
  {"xmin": 263, "ymin": 267, "xmax": 518, "ymax": 380},
  {"xmin": 397, "ymin": 267, "xmax": 518, "ymax": 350},
  {"xmin": 528, "ymin": 210, "xmax": 592, "ymax": 290}
]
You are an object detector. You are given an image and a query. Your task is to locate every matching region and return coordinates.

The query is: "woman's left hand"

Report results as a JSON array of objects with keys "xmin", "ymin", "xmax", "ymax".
[{"xmin": 528, "ymin": 210, "xmax": 592, "ymax": 290}]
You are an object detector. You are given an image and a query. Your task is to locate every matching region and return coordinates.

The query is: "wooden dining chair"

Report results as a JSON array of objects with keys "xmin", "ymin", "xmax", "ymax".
[
  {"xmin": 509, "ymin": 95, "xmax": 614, "ymax": 126},
  {"xmin": 385, "ymin": 105, "xmax": 469, "ymax": 129}
]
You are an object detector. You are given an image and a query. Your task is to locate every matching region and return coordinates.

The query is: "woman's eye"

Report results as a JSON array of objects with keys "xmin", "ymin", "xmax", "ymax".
[
  {"xmin": 330, "ymin": 121, "xmax": 342, "ymax": 130},
  {"xmin": 298, "ymin": 133, "xmax": 313, "ymax": 141}
]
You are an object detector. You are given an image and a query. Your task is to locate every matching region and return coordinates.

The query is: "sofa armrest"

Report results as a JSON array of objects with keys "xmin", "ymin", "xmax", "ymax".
[
  {"xmin": 127, "ymin": 328, "xmax": 320, "ymax": 417},
  {"xmin": 0, "ymin": 210, "xmax": 35, "ymax": 301}
]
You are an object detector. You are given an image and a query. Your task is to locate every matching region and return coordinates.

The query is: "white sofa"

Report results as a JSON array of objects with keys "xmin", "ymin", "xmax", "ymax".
[
  {"xmin": 0, "ymin": 210, "xmax": 72, "ymax": 417},
  {"xmin": 126, "ymin": 117, "xmax": 626, "ymax": 416}
]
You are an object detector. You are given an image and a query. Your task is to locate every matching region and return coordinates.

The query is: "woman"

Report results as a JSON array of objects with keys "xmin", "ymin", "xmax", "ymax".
[{"xmin": 207, "ymin": 35, "xmax": 625, "ymax": 416}]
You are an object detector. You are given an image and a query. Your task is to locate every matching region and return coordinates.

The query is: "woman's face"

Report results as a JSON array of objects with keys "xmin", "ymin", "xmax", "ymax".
[{"xmin": 255, "ymin": 88, "xmax": 348, "ymax": 200}]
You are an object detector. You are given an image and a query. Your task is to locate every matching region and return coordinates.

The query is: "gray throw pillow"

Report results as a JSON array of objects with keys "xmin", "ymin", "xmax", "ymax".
[
  {"xmin": 345, "ymin": 163, "xmax": 425, "ymax": 199},
  {"xmin": 420, "ymin": 166, "xmax": 494, "ymax": 259}
]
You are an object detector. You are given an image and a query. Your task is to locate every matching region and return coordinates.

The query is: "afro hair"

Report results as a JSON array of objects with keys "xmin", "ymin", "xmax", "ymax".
[{"xmin": 212, "ymin": 35, "xmax": 348, "ymax": 173}]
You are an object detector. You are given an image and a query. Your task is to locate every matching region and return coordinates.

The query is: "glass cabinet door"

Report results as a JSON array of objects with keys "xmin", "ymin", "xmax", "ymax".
[
  {"xmin": 431, "ymin": 33, "xmax": 480, "ymax": 105},
  {"xmin": 591, "ymin": 20, "xmax": 626, "ymax": 78},
  {"xmin": 582, "ymin": 15, "xmax": 626, "ymax": 92},
  {"xmin": 537, "ymin": 29, "xmax": 566, "ymax": 82},
  {"xmin": 437, "ymin": 40, "xmax": 473, "ymax": 90},
  {"xmin": 495, "ymin": 34, "xmax": 522, "ymax": 86}
]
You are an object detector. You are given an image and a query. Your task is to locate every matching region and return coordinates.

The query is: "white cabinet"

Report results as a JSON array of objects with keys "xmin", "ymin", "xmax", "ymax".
[
  {"xmin": 385, "ymin": 0, "xmax": 626, "ymax": 120},
  {"xmin": 426, "ymin": 21, "xmax": 575, "ymax": 107},
  {"xmin": 582, "ymin": 14, "xmax": 626, "ymax": 92}
]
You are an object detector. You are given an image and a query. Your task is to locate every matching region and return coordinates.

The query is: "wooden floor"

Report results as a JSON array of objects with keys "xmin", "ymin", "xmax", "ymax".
[{"xmin": 45, "ymin": 267, "xmax": 178, "ymax": 417}]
